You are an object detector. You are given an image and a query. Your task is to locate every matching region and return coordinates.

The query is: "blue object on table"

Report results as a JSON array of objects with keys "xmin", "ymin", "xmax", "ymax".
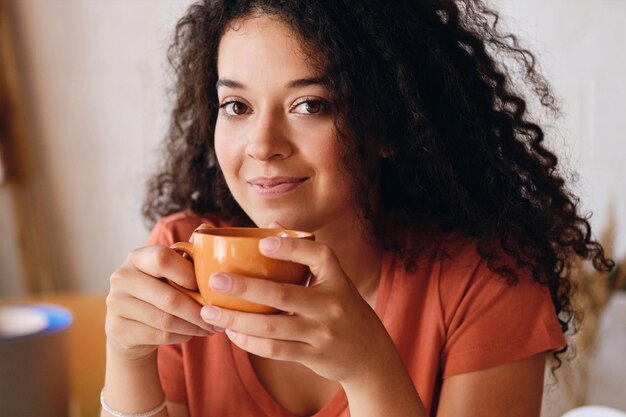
[
  {"xmin": 0, "ymin": 303, "xmax": 74, "ymax": 417},
  {"xmin": 0, "ymin": 303, "xmax": 73, "ymax": 341}
]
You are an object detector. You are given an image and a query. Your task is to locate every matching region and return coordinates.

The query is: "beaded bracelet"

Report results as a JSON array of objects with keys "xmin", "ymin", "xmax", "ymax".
[{"xmin": 100, "ymin": 389, "xmax": 167, "ymax": 417}]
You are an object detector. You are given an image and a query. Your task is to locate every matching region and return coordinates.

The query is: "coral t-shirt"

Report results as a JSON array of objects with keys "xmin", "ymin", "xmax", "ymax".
[{"xmin": 147, "ymin": 212, "xmax": 565, "ymax": 416}]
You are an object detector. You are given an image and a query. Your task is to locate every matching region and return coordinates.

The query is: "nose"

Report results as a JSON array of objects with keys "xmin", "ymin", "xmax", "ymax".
[{"xmin": 245, "ymin": 109, "xmax": 293, "ymax": 161}]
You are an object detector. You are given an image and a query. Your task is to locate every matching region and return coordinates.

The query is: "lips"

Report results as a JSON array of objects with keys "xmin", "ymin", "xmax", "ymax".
[{"xmin": 247, "ymin": 176, "xmax": 308, "ymax": 196}]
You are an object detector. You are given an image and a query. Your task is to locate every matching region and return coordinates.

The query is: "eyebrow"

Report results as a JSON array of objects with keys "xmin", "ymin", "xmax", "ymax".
[{"xmin": 215, "ymin": 77, "xmax": 328, "ymax": 90}]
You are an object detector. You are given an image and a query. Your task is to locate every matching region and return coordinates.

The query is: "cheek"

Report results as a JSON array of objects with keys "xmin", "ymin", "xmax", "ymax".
[
  {"xmin": 312, "ymin": 138, "xmax": 343, "ymax": 176},
  {"xmin": 317, "ymin": 142, "xmax": 355, "ymax": 195},
  {"xmin": 300, "ymin": 125, "xmax": 339, "ymax": 159},
  {"xmin": 214, "ymin": 127, "xmax": 238, "ymax": 176},
  {"xmin": 214, "ymin": 137, "xmax": 227, "ymax": 171}
]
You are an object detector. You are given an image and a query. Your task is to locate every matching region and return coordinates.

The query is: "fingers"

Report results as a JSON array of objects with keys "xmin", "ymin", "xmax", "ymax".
[
  {"xmin": 108, "ymin": 290, "xmax": 215, "ymax": 337},
  {"xmin": 106, "ymin": 315, "xmax": 194, "ymax": 347},
  {"xmin": 200, "ymin": 305, "xmax": 308, "ymax": 341},
  {"xmin": 204, "ymin": 239, "xmax": 348, "ymax": 313},
  {"xmin": 259, "ymin": 237, "xmax": 344, "ymax": 286},
  {"xmin": 110, "ymin": 266, "xmax": 213, "ymax": 332},
  {"xmin": 106, "ymin": 246, "xmax": 226, "ymax": 353},
  {"xmin": 208, "ymin": 272, "xmax": 319, "ymax": 314},
  {"xmin": 224, "ymin": 329, "xmax": 312, "ymax": 362},
  {"xmin": 126, "ymin": 245, "xmax": 197, "ymax": 290}
]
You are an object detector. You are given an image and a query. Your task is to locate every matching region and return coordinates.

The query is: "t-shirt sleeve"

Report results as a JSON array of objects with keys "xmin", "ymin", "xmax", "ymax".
[
  {"xmin": 439, "ymin": 254, "xmax": 566, "ymax": 378},
  {"xmin": 145, "ymin": 219, "xmax": 175, "ymax": 246},
  {"xmin": 145, "ymin": 212, "xmax": 215, "ymax": 247}
]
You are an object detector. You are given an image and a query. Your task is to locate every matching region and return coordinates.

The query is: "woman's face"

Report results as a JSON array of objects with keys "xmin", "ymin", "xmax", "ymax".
[{"xmin": 214, "ymin": 14, "xmax": 360, "ymax": 232}]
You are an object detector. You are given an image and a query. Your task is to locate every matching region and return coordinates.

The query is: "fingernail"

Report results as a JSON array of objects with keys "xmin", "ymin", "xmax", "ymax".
[
  {"xmin": 225, "ymin": 329, "xmax": 238, "ymax": 340},
  {"xmin": 260, "ymin": 237, "xmax": 281, "ymax": 253},
  {"xmin": 201, "ymin": 306, "xmax": 220, "ymax": 322},
  {"xmin": 210, "ymin": 273, "xmax": 231, "ymax": 291}
]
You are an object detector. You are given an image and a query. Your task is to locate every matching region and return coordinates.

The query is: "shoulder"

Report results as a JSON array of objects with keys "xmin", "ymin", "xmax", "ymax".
[
  {"xmin": 145, "ymin": 211, "xmax": 233, "ymax": 246},
  {"xmin": 416, "ymin": 233, "xmax": 565, "ymax": 376},
  {"xmin": 390, "ymin": 230, "xmax": 564, "ymax": 377},
  {"xmin": 424, "ymin": 231, "xmax": 540, "ymax": 301},
  {"xmin": 402, "ymin": 230, "xmax": 557, "ymax": 334},
  {"xmin": 405, "ymin": 230, "xmax": 486, "ymax": 285},
  {"xmin": 432, "ymin": 232, "xmax": 485, "ymax": 273}
]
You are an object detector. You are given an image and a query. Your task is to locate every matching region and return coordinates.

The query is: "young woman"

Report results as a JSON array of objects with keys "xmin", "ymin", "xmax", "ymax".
[{"xmin": 102, "ymin": 1, "xmax": 613, "ymax": 416}]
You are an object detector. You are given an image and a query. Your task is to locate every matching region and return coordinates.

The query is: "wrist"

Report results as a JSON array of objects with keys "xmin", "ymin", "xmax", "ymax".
[
  {"xmin": 338, "ymin": 335, "xmax": 403, "ymax": 388},
  {"xmin": 106, "ymin": 340, "xmax": 158, "ymax": 368},
  {"xmin": 100, "ymin": 388, "xmax": 166, "ymax": 417},
  {"xmin": 340, "ymin": 350, "xmax": 426, "ymax": 417},
  {"xmin": 103, "ymin": 341, "xmax": 165, "ymax": 417}
]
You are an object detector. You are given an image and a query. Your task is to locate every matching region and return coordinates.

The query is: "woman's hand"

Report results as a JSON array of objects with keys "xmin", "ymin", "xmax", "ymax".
[
  {"xmin": 198, "ymin": 236, "xmax": 397, "ymax": 384},
  {"xmin": 105, "ymin": 245, "xmax": 219, "ymax": 361}
]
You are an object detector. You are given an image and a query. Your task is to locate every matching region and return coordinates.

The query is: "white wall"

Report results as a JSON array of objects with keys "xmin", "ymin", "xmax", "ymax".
[
  {"xmin": 1, "ymin": 0, "xmax": 624, "ymax": 295},
  {"xmin": 1, "ymin": 0, "xmax": 194, "ymax": 294},
  {"xmin": 497, "ymin": 0, "xmax": 626, "ymax": 258}
]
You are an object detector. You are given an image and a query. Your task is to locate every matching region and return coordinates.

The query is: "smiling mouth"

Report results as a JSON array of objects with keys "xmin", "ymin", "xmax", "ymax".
[{"xmin": 247, "ymin": 177, "xmax": 308, "ymax": 196}]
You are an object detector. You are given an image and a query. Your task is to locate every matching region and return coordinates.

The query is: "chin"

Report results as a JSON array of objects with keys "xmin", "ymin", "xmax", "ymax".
[{"xmin": 247, "ymin": 212, "xmax": 313, "ymax": 232}]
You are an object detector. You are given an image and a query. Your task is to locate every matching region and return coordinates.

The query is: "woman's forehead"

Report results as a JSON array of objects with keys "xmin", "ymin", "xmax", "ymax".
[{"xmin": 217, "ymin": 14, "xmax": 323, "ymax": 82}]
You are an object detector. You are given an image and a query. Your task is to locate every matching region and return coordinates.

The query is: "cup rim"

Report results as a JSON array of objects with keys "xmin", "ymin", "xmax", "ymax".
[{"xmin": 193, "ymin": 226, "xmax": 314, "ymax": 239}]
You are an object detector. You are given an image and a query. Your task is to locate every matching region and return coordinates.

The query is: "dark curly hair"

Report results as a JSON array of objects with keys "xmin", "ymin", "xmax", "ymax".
[{"xmin": 143, "ymin": 0, "xmax": 614, "ymax": 365}]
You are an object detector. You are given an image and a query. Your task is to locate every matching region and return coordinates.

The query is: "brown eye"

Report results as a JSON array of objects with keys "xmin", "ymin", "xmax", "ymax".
[
  {"xmin": 292, "ymin": 99, "xmax": 328, "ymax": 115},
  {"xmin": 221, "ymin": 101, "xmax": 249, "ymax": 116},
  {"xmin": 232, "ymin": 102, "xmax": 248, "ymax": 115},
  {"xmin": 305, "ymin": 101, "xmax": 321, "ymax": 113}
]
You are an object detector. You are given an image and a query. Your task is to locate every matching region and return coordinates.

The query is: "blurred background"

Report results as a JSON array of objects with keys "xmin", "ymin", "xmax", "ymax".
[{"xmin": 0, "ymin": 1, "xmax": 624, "ymax": 416}]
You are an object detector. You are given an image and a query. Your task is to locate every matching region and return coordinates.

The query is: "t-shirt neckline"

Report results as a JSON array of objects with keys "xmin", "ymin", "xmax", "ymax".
[{"xmin": 230, "ymin": 249, "xmax": 395, "ymax": 417}]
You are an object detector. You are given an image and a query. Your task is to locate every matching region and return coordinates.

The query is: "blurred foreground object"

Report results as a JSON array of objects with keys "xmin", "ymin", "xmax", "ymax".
[
  {"xmin": 562, "ymin": 405, "xmax": 626, "ymax": 417},
  {"xmin": 0, "ymin": 304, "xmax": 72, "ymax": 416},
  {"xmin": 0, "ymin": 293, "xmax": 106, "ymax": 417}
]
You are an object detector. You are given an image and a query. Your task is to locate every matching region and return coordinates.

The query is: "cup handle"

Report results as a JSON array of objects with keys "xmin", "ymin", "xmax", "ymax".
[{"xmin": 168, "ymin": 242, "xmax": 204, "ymax": 306}]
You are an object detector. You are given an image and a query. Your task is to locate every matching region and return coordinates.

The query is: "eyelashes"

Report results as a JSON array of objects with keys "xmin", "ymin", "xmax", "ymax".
[
  {"xmin": 219, "ymin": 100, "xmax": 250, "ymax": 117},
  {"xmin": 289, "ymin": 97, "xmax": 331, "ymax": 115},
  {"xmin": 218, "ymin": 97, "xmax": 331, "ymax": 118}
]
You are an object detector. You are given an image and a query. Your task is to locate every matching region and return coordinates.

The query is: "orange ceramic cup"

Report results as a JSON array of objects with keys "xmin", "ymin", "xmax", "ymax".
[{"xmin": 168, "ymin": 227, "xmax": 314, "ymax": 313}]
